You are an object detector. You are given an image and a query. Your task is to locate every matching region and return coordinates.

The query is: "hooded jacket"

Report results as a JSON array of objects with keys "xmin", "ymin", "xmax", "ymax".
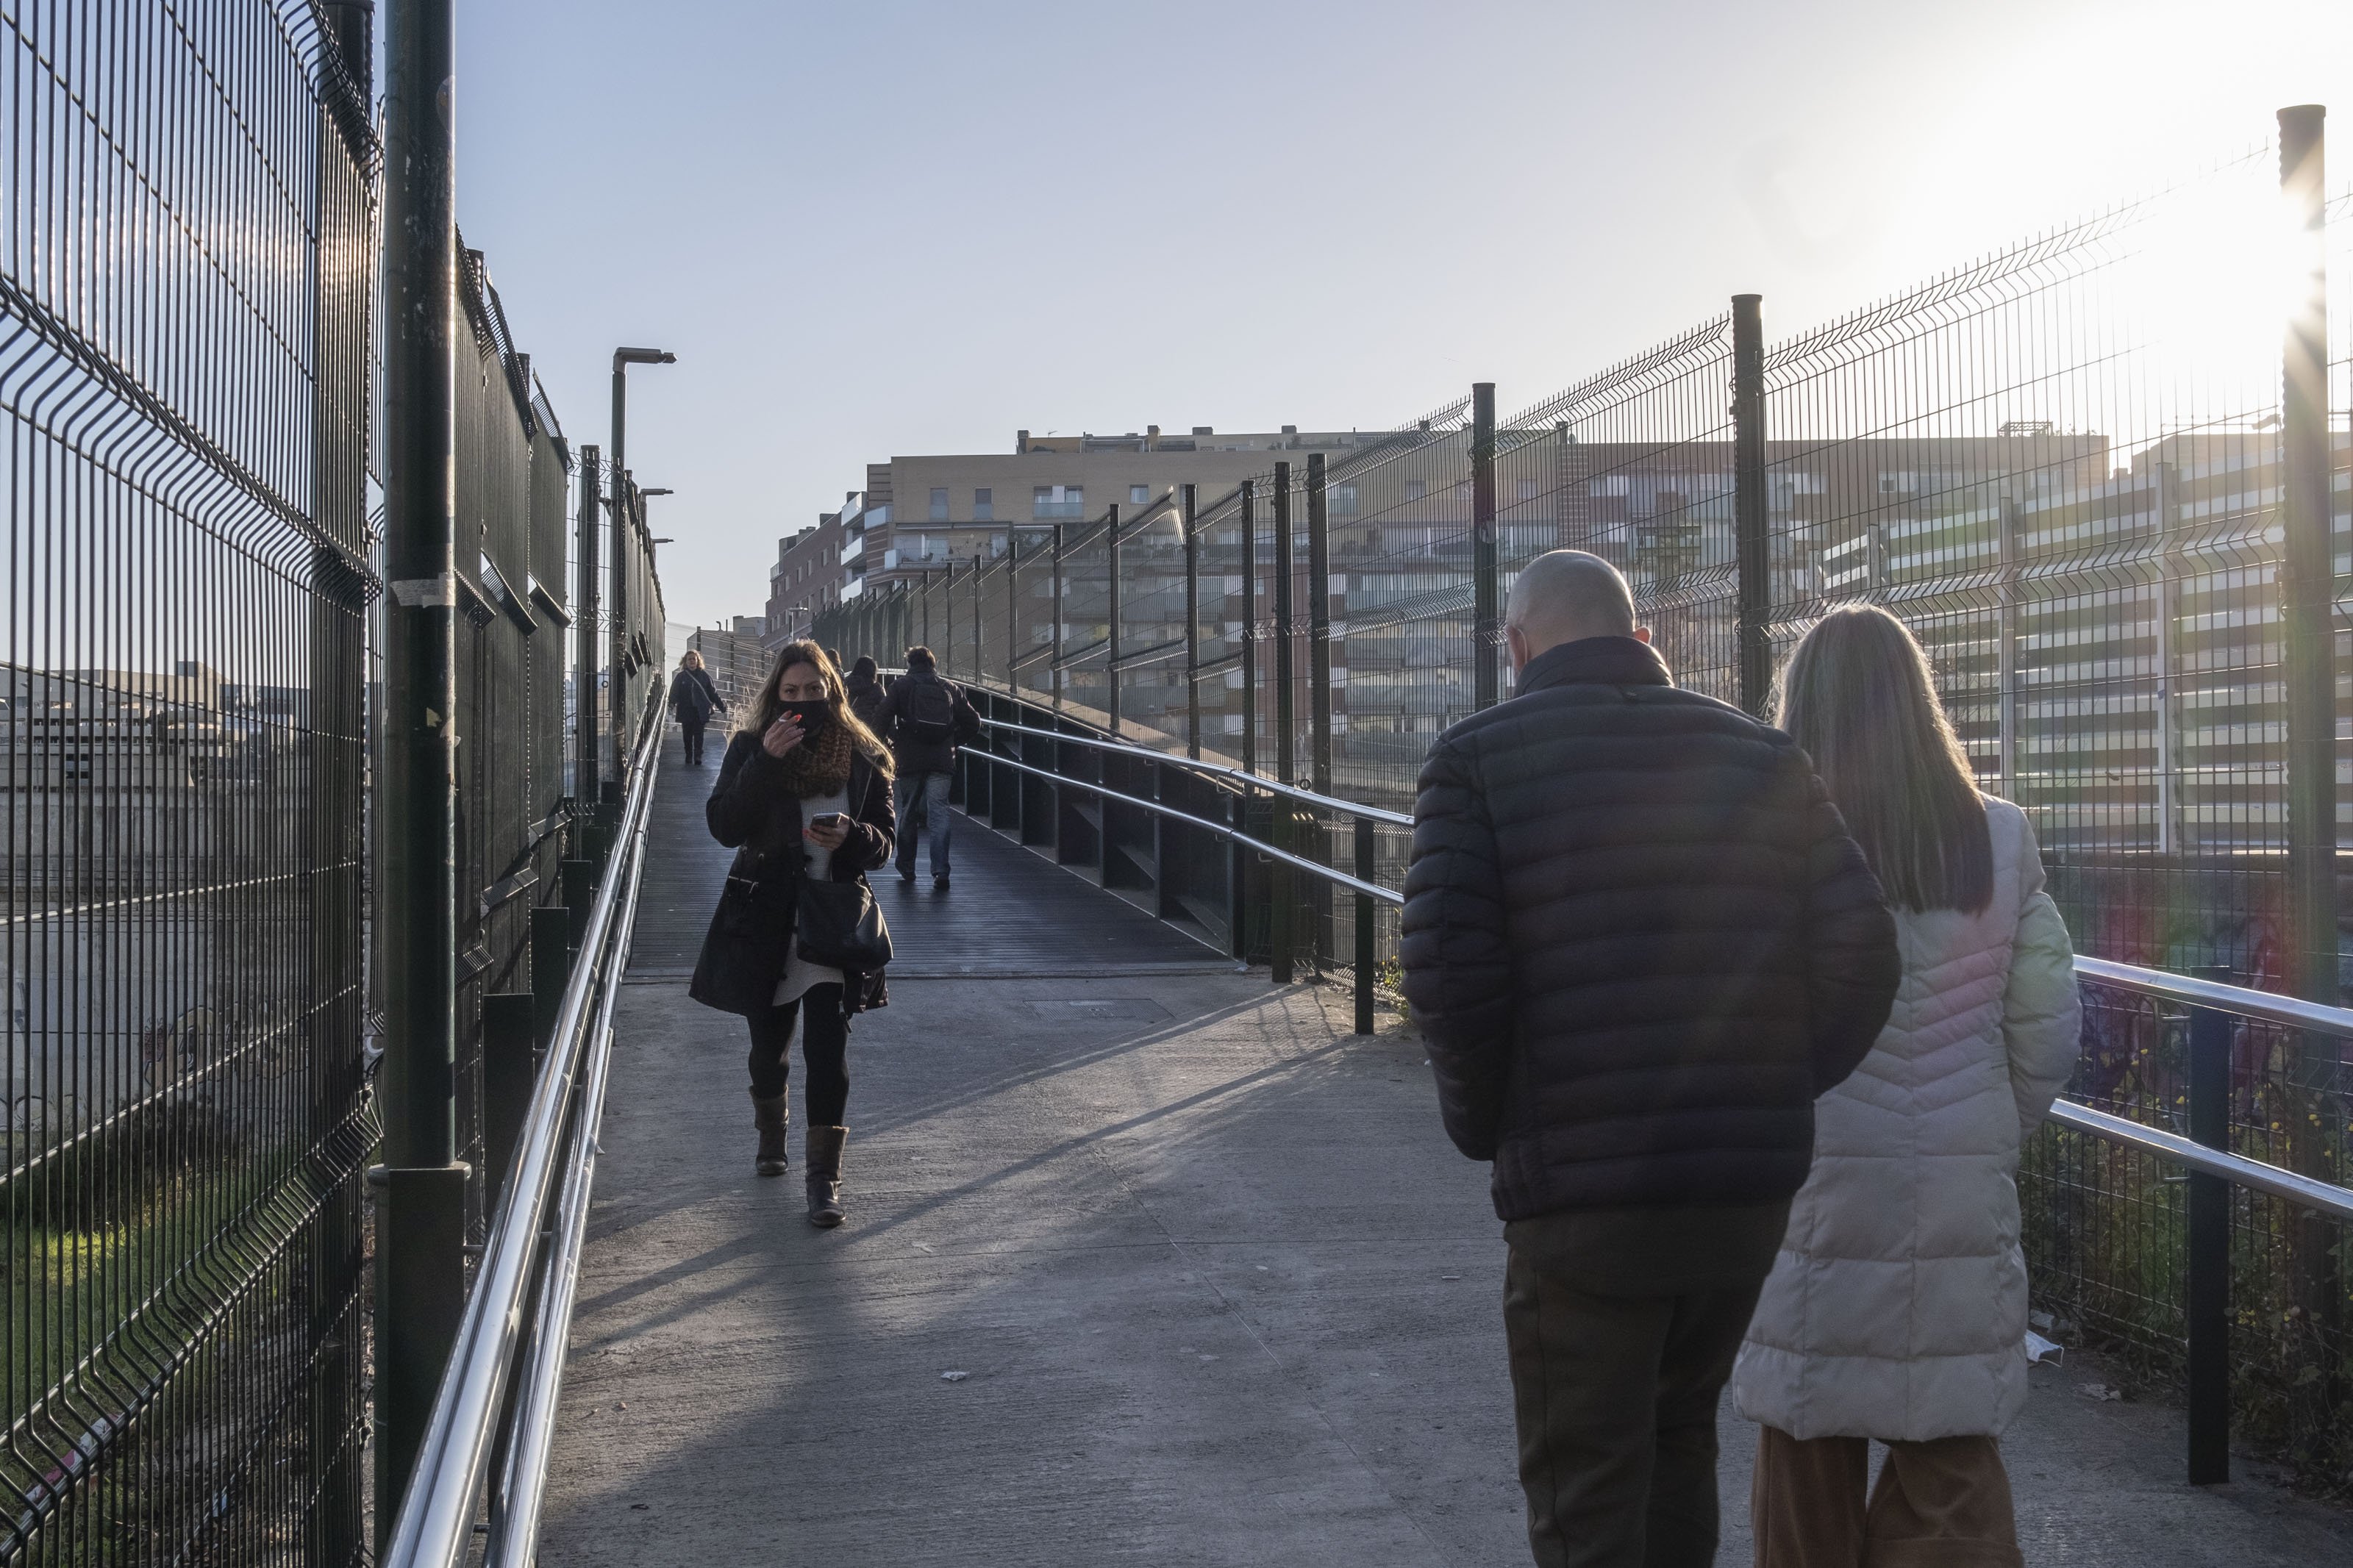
[{"xmin": 1401, "ymin": 635, "xmax": 1901, "ymax": 1222}]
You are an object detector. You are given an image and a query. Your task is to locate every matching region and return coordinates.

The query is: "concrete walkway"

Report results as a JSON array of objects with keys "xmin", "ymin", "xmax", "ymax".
[{"xmin": 536, "ymin": 753, "xmax": 2353, "ymax": 1565}]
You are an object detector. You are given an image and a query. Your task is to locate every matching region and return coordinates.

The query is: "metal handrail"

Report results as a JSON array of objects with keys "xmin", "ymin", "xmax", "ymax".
[
  {"xmin": 975, "ymin": 745, "xmax": 1399, "ymax": 903},
  {"xmin": 965, "ymin": 712, "xmax": 2353, "ymax": 1222},
  {"xmin": 2071, "ymin": 953, "xmax": 2353, "ymax": 1037},
  {"xmin": 976, "ymin": 715, "xmax": 1416, "ymax": 828},
  {"xmin": 381, "ymin": 674, "xmax": 668, "ymax": 1568},
  {"xmin": 487, "ymin": 777, "xmax": 650, "ymax": 1565},
  {"xmin": 2046, "ymin": 1101, "xmax": 2353, "ymax": 1221}
]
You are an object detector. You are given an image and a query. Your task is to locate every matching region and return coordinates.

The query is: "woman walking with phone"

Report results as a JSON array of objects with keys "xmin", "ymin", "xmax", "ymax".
[
  {"xmin": 1731, "ymin": 606, "xmax": 2081, "ymax": 1566},
  {"xmin": 689, "ymin": 640, "xmax": 895, "ymax": 1226}
]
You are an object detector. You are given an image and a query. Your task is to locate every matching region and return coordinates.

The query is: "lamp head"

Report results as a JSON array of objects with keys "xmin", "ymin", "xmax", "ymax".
[{"xmin": 613, "ymin": 346, "xmax": 676, "ymax": 368}]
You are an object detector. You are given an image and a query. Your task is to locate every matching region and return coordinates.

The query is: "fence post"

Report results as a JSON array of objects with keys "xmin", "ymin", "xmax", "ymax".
[
  {"xmin": 2186, "ymin": 978, "xmax": 2232, "ymax": 1484},
  {"xmin": 1184, "ymin": 484, "xmax": 1201, "ymax": 760},
  {"xmin": 576, "ymin": 445, "xmax": 601, "ymax": 802},
  {"xmin": 608, "ymin": 471, "xmax": 632, "ymax": 797},
  {"xmin": 2275, "ymin": 96, "xmax": 2343, "ymax": 1449},
  {"xmin": 971, "ymin": 552, "xmax": 984, "ymax": 684},
  {"xmin": 480, "ymin": 994, "xmax": 534, "ymax": 1209},
  {"xmin": 1051, "ymin": 524, "xmax": 1065, "ymax": 710},
  {"xmin": 1271, "ymin": 462, "xmax": 1296, "ymax": 984},
  {"xmin": 1998, "ymin": 497, "xmax": 2021, "ymax": 800},
  {"xmin": 1472, "ymin": 383, "xmax": 1499, "ymax": 711},
  {"xmin": 2280, "ymin": 102, "xmax": 2336, "ymax": 1007},
  {"xmin": 1732, "ymin": 294, "xmax": 1771, "ymax": 717},
  {"xmin": 376, "ymin": 0, "xmax": 467, "ymax": 1533},
  {"xmin": 1228, "ymin": 787, "xmax": 1249, "ymax": 960},
  {"xmin": 1240, "ymin": 479, "xmax": 1258, "ymax": 776},
  {"xmin": 1307, "ymin": 454, "xmax": 1335, "ymax": 964},
  {"xmin": 1307, "ymin": 454, "xmax": 1333, "ymax": 795},
  {"xmin": 1354, "ymin": 817, "xmax": 1376, "ymax": 1034},
  {"xmin": 1107, "ymin": 504, "xmax": 1124, "ymax": 736}
]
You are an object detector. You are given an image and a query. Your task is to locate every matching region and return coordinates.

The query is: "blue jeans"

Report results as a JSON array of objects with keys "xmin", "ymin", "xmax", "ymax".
[{"xmin": 893, "ymin": 770, "xmax": 954, "ymax": 878}]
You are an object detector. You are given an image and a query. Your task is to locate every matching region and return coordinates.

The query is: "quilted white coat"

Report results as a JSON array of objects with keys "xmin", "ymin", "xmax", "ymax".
[{"xmin": 1730, "ymin": 798, "xmax": 2081, "ymax": 1442}]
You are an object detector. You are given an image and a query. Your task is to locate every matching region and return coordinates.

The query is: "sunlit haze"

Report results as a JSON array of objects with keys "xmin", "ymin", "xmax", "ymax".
[{"xmin": 451, "ymin": 0, "xmax": 2353, "ymax": 629}]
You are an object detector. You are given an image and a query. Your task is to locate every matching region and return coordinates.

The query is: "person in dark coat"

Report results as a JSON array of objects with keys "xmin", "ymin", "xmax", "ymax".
[
  {"xmin": 690, "ymin": 639, "xmax": 895, "ymax": 1226},
  {"xmin": 670, "ymin": 648, "xmax": 726, "ymax": 765},
  {"xmin": 1400, "ymin": 550, "xmax": 1900, "ymax": 1568},
  {"xmin": 874, "ymin": 645, "xmax": 982, "ymax": 889},
  {"xmin": 845, "ymin": 655, "xmax": 886, "ymax": 731}
]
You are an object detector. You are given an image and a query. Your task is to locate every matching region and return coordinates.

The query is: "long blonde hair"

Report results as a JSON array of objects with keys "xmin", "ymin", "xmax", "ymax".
[
  {"xmin": 1778, "ymin": 605, "xmax": 1990, "ymax": 913},
  {"xmin": 749, "ymin": 640, "xmax": 893, "ymax": 777}
]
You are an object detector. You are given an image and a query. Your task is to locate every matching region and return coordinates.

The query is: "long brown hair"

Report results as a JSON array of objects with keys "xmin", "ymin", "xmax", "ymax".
[
  {"xmin": 749, "ymin": 640, "xmax": 893, "ymax": 777},
  {"xmin": 1778, "ymin": 605, "xmax": 1990, "ymax": 913}
]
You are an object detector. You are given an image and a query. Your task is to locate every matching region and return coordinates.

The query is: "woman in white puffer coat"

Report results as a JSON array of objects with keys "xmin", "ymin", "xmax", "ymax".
[{"xmin": 1730, "ymin": 606, "xmax": 2082, "ymax": 1568}]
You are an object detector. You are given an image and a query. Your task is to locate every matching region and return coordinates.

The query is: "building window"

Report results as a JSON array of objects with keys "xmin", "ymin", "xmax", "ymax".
[
  {"xmin": 1033, "ymin": 484, "xmax": 1085, "ymax": 520},
  {"xmin": 1129, "ymin": 484, "xmax": 1149, "ymax": 506},
  {"xmin": 1329, "ymin": 484, "xmax": 1360, "ymax": 516},
  {"xmin": 929, "ymin": 487, "xmax": 949, "ymax": 520},
  {"xmin": 1404, "ymin": 479, "xmax": 1427, "ymax": 503},
  {"xmin": 974, "ymin": 487, "xmax": 993, "ymax": 520}
]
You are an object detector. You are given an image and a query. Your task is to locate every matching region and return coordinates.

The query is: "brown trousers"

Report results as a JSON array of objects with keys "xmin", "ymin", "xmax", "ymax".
[{"xmin": 1750, "ymin": 1425, "xmax": 2024, "ymax": 1568}]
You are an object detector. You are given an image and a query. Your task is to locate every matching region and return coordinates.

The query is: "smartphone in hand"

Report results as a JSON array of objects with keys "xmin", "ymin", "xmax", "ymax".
[{"xmin": 807, "ymin": 812, "xmax": 846, "ymax": 830}]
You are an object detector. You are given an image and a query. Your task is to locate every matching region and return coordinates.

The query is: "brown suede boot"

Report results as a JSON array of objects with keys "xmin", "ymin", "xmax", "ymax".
[
  {"xmin": 804, "ymin": 1125, "xmax": 848, "ymax": 1228},
  {"xmin": 751, "ymin": 1089, "xmax": 790, "ymax": 1177}
]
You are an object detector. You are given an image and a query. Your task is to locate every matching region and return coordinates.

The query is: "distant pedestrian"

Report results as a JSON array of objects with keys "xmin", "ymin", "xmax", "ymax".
[
  {"xmin": 671, "ymin": 648, "xmax": 726, "ymax": 766},
  {"xmin": 688, "ymin": 640, "xmax": 896, "ymax": 1227},
  {"xmin": 1732, "ymin": 605, "xmax": 2080, "ymax": 1568},
  {"xmin": 845, "ymin": 655, "xmax": 885, "ymax": 731},
  {"xmin": 875, "ymin": 645, "xmax": 980, "ymax": 890},
  {"xmin": 1401, "ymin": 551, "xmax": 1900, "ymax": 1568}
]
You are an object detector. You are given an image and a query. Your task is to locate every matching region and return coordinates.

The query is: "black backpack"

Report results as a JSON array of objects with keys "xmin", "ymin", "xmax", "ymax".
[{"xmin": 899, "ymin": 677, "xmax": 957, "ymax": 745}]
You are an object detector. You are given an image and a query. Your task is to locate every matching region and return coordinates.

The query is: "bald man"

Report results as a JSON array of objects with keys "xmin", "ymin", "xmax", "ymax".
[{"xmin": 1402, "ymin": 551, "xmax": 1897, "ymax": 1568}]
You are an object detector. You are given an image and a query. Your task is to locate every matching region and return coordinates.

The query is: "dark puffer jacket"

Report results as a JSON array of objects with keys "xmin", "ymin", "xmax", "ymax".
[{"xmin": 1401, "ymin": 635, "xmax": 1899, "ymax": 1221}]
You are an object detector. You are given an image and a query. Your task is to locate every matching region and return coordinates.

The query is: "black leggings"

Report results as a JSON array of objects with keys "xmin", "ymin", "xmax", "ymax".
[
  {"xmin": 746, "ymin": 984, "xmax": 849, "ymax": 1123},
  {"xmin": 681, "ymin": 719, "xmax": 707, "ymax": 765}
]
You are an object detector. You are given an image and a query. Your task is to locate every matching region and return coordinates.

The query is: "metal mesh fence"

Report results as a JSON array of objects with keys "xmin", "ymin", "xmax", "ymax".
[
  {"xmin": 812, "ymin": 112, "xmax": 2353, "ymax": 1490},
  {"xmin": 1, "ymin": 4, "xmax": 377, "ymax": 1561}
]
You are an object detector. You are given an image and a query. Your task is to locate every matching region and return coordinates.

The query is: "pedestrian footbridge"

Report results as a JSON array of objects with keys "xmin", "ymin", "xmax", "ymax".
[{"xmin": 381, "ymin": 700, "xmax": 2353, "ymax": 1568}]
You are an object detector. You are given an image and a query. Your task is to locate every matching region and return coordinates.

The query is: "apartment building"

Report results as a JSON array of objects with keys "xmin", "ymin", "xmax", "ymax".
[
  {"xmin": 829, "ymin": 425, "xmax": 1398, "ymax": 605},
  {"xmin": 760, "ymin": 506, "xmax": 849, "ymax": 648}
]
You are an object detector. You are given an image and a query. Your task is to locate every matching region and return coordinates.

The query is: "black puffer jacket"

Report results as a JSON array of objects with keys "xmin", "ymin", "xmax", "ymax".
[{"xmin": 1401, "ymin": 636, "xmax": 1899, "ymax": 1221}]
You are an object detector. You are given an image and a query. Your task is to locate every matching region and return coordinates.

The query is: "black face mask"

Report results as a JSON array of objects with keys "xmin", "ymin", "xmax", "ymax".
[{"xmin": 778, "ymin": 701, "xmax": 828, "ymax": 731}]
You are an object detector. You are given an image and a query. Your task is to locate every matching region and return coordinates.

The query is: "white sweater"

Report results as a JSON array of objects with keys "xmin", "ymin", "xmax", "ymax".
[{"xmin": 1730, "ymin": 798, "xmax": 2081, "ymax": 1442}]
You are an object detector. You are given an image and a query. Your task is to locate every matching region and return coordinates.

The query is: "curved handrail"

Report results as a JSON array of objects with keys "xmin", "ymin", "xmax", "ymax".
[
  {"xmin": 962, "ymin": 704, "xmax": 2353, "ymax": 1220},
  {"xmin": 380, "ymin": 674, "xmax": 668, "ymax": 1568},
  {"xmin": 486, "ymin": 774, "xmax": 651, "ymax": 1564},
  {"xmin": 974, "ymin": 745, "xmax": 1399, "ymax": 903},
  {"xmin": 974, "ymin": 715, "xmax": 1415, "ymax": 828}
]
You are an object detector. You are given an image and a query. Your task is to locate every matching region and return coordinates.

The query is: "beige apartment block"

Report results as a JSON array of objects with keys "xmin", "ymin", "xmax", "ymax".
[{"xmin": 854, "ymin": 426, "xmax": 1391, "ymax": 593}]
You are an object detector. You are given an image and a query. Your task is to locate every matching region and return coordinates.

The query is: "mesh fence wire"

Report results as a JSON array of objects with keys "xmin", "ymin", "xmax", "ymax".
[
  {"xmin": 0, "ymin": 4, "xmax": 378, "ymax": 1561},
  {"xmin": 809, "ymin": 120, "xmax": 2353, "ymax": 1489}
]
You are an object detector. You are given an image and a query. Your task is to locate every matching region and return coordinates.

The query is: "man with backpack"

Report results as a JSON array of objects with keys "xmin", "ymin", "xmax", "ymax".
[{"xmin": 876, "ymin": 645, "xmax": 982, "ymax": 889}]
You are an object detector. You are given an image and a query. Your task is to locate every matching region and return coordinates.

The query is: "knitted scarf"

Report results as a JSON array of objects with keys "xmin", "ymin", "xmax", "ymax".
[{"xmin": 772, "ymin": 717, "xmax": 854, "ymax": 800}]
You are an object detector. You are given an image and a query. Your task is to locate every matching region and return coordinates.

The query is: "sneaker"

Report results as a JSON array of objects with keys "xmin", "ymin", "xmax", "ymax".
[
  {"xmin": 932, "ymin": 874, "xmax": 950, "ymax": 891},
  {"xmin": 898, "ymin": 867, "xmax": 916, "ymax": 884}
]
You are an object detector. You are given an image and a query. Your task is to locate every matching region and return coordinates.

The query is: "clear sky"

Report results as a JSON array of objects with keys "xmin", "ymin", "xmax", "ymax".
[{"xmin": 446, "ymin": 0, "xmax": 2352, "ymax": 630}]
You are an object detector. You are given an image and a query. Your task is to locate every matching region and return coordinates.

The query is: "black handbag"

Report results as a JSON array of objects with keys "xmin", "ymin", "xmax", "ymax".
[
  {"xmin": 687, "ymin": 871, "xmax": 796, "ymax": 1017},
  {"xmin": 794, "ymin": 874, "xmax": 893, "ymax": 971}
]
